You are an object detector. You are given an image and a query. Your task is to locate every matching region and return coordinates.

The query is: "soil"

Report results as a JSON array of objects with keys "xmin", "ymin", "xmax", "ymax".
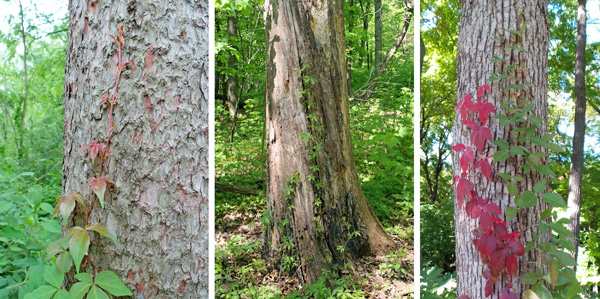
[{"xmin": 216, "ymin": 209, "xmax": 415, "ymax": 298}]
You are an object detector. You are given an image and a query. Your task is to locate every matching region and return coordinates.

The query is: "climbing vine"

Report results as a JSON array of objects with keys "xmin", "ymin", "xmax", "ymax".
[
  {"xmin": 453, "ymin": 23, "xmax": 582, "ymax": 298},
  {"xmin": 26, "ymin": 25, "xmax": 133, "ymax": 299}
]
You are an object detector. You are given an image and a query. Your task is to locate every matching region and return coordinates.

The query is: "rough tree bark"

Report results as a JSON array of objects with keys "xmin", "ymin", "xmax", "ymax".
[
  {"xmin": 565, "ymin": 0, "xmax": 587, "ymax": 267},
  {"xmin": 62, "ymin": 0, "xmax": 208, "ymax": 297},
  {"xmin": 453, "ymin": 1, "xmax": 550, "ymax": 297},
  {"xmin": 263, "ymin": 0, "xmax": 396, "ymax": 284}
]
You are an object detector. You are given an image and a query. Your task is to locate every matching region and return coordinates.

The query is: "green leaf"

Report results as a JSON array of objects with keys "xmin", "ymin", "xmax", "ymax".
[
  {"xmin": 75, "ymin": 273, "xmax": 92, "ymax": 283},
  {"xmin": 523, "ymin": 290, "xmax": 540, "ymax": 299},
  {"xmin": 94, "ymin": 271, "xmax": 132, "ymax": 297},
  {"xmin": 533, "ymin": 180, "xmax": 546, "ymax": 193},
  {"xmin": 46, "ymin": 245, "xmax": 61, "ymax": 260},
  {"xmin": 541, "ymin": 193, "xmax": 567, "ymax": 208},
  {"xmin": 547, "ymin": 143, "xmax": 565, "ymax": 153},
  {"xmin": 566, "ymin": 283, "xmax": 581, "ymax": 299},
  {"xmin": 85, "ymin": 225, "xmax": 117, "ymax": 245},
  {"xmin": 69, "ymin": 230, "xmax": 90, "ymax": 273},
  {"xmin": 53, "ymin": 289, "xmax": 69, "ymax": 299},
  {"xmin": 87, "ymin": 286, "xmax": 110, "ymax": 299},
  {"xmin": 505, "ymin": 207, "xmax": 517, "ymax": 220},
  {"xmin": 24, "ymin": 285, "xmax": 57, "ymax": 299},
  {"xmin": 507, "ymin": 182, "xmax": 518, "ymax": 196},
  {"xmin": 499, "ymin": 173, "xmax": 512, "ymax": 180},
  {"xmin": 533, "ymin": 165, "xmax": 555, "ymax": 178},
  {"xmin": 520, "ymin": 271, "xmax": 541, "ymax": 284},
  {"xmin": 492, "ymin": 140, "xmax": 510, "ymax": 150},
  {"xmin": 516, "ymin": 190, "xmax": 537, "ymax": 208},
  {"xmin": 541, "ymin": 208, "xmax": 552, "ymax": 220},
  {"xmin": 493, "ymin": 151, "xmax": 510, "ymax": 162},
  {"xmin": 523, "ymin": 164, "xmax": 531, "ymax": 174},
  {"xmin": 509, "ymin": 146, "xmax": 526, "ymax": 155},
  {"xmin": 552, "ymin": 250, "xmax": 577, "ymax": 267},
  {"xmin": 44, "ymin": 265, "xmax": 64, "ymax": 289},
  {"xmin": 513, "ymin": 175, "xmax": 523, "ymax": 182},
  {"xmin": 529, "ymin": 137, "xmax": 547, "ymax": 146},
  {"xmin": 68, "ymin": 282, "xmax": 92, "ymax": 299},
  {"xmin": 56, "ymin": 251, "xmax": 73, "ymax": 273},
  {"xmin": 532, "ymin": 283, "xmax": 552, "ymax": 299}
]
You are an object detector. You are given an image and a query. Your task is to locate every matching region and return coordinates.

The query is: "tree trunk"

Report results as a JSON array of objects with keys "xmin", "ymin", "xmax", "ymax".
[
  {"xmin": 19, "ymin": 0, "xmax": 28, "ymax": 129},
  {"xmin": 227, "ymin": 14, "xmax": 240, "ymax": 144},
  {"xmin": 62, "ymin": 0, "xmax": 208, "ymax": 297},
  {"xmin": 374, "ymin": 0, "xmax": 382, "ymax": 71},
  {"xmin": 453, "ymin": 1, "xmax": 550, "ymax": 297},
  {"xmin": 263, "ymin": 0, "xmax": 396, "ymax": 285},
  {"xmin": 565, "ymin": 0, "xmax": 586, "ymax": 268}
]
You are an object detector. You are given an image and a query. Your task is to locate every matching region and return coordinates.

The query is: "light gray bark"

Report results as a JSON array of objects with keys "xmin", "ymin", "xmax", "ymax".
[
  {"xmin": 263, "ymin": 0, "xmax": 396, "ymax": 285},
  {"xmin": 453, "ymin": 1, "xmax": 550, "ymax": 297},
  {"xmin": 566, "ymin": 0, "xmax": 587, "ymax": 268},
  {"xmin": 62, "ymin": 0, "xmax": 208, "ymax": 297}
]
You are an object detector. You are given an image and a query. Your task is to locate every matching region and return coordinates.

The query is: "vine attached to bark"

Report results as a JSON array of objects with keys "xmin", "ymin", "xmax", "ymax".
[
  {"xmin": 27, "ymin": 25, "xmax": 133, "ymax": 299},
  {"xmin": 453, "ymin": 23, "xmax": 582, "ymax": 299}
]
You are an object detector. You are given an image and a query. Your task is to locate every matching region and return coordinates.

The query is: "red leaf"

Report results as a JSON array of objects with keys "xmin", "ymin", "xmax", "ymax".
[
  {"xmin": 482, "ymin": 84, "xmax": 491, "ymax": 92},
  {"xmin": 485, "ymin": 279, "xmax": 494, "ymax": 297},
  {"xmin": 483, "ymin": 102, "xmax": 495, "ymax": 114},
  {"xmin": 512, "ymin": 231, "xmax": 521, "ymax": 238},
  {"xmin": 470, "ymin": 126, "xmax": 492, "ymax": 152},
  {"xmin": 466, "ymin": 200, "xmax": 483, "ymax": 219},
  {"xmin": 452, "ymin": 144, "xmax": 466, "ymax": 152},
  {"xmin": 493, "ymin": 222, "xmax": 509, "ymax": 240},
  {"xmin": 460, "ymin": 118, "xmax": 472, "ymax": 125},
  {"xmin": 486, "ymin": 203, "xmax": 502, "ymax": 215},
  {"xmin": 478, "ymin": 233, "xmax": 497, "ymax": 255},
  {"xmin": 490, "ymin": 249, "xmax": 507, "ymax": 270},
  {"xmin": 474, "ymin": 159, "xmax": 492, "ymax": 181},
  {"xmin": 460, "ymin": 105, "xmax": 468, "ymax": 121},
  {"xmin": 500, "ymin": 290, "xmax": 518, "ymax": 299},
  {"xmin": 456, "ymin": 100, "xmax": 464, "ymax": 111},
  {"xmin": 457, "ymin": 178, "xmax": 473, "ymax": 207},
  {"xmin": 506, "ymin": 254, "xmax": 518, "ymax": 276},
  {"xmin": 480, "ymin": 210, "xmax": 493, "ymax": 234},
  {"xmin": 479, "ymin": 107, "xmax": 489, "ymax": 125},
  {"xmin": 464, "ymin": 96, "xmax": 477, "ymax": 113},
  {"xmin": 460, "ymin": 147, "xmax": 474, "ymax": 172},
  {"xmin": 508, "ymin": 239, "xmax": 525, "ymax": 256}
]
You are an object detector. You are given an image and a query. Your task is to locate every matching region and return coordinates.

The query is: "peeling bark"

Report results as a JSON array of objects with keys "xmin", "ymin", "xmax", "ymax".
[
  {"xmin": 453, "ymin": 1, "xmax": 550, "ymax": 297},
  {"xmin": 263, "ymin": 0, "xmax": 396, "ymax": 285},
  {"xmin": 62, "ymin": 0, "xmax": 208, "ymax": 297}
]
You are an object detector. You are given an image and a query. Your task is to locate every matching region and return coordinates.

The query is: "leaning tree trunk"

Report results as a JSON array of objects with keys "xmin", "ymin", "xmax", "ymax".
[
  {"xmin": 263, "ymin": 0, "xmax": 396, "ymax": 284},
  {"xmin": 453, "ymin": 1, "xmax": 550, "ymax": 298},
  {"xmin": 565, "ymin": 0, "xmax": 587, "ymax": 267},
  {"xmin": 62, "ymin": 0, "xmax": 208, "ymax": 297}
]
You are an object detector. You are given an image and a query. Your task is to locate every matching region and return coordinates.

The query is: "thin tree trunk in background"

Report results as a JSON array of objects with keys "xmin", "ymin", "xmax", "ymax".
[
  {"xmin": 566, "ymin": 0, "xmax": 587, "ymax": 268},
  {"xmin": 18, "ymin": 0, "xmax": 28, "ymax": 129},
  {"xmin": 359, "ymin": 0, "xmax": 370, "ymax": 68},
  {"xmin": 264, "ymin": 0, "xmax": 396, "ymax": 284},
  {"xmin": 420, "ymin": 35, "xmax": 426, "ymax": 75},
  {"xmin": 359, "ymin": 2, "xmax": 412, "ymax": 101},
  {"xmin": 347, "ymin": 0, "xmax": 354, "ymax": 96},
  {"xmin": 453, "ymin": 1, "xmax": 550, "ymax": 297},
  {"xmin": 227, "ymin": 15, "xmax": 240, "ymax": 144},
  {"xmin": 62, "ymin": 0, "xmax": 209, "ymax": 296},
  {"xmin": 374, "ymin": 0, "xmax": 382, "ymax": 71}
]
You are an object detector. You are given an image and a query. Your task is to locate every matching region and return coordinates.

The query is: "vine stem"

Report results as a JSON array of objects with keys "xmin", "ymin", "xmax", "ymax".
[{"xmin": 86, "ymin": 26, "xmax": 127, "ymax": 226}]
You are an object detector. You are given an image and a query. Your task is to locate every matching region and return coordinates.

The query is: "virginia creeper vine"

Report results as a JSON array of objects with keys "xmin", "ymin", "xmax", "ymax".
[{"xmin": 28, "ymin": 25, "xmax": 134, "ymax": 299}]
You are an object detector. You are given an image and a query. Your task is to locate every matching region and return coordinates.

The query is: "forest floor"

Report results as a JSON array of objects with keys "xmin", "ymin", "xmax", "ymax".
[{"xmin": 216, "ymin": 207, "xmax": 414, "ymax": 298}]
